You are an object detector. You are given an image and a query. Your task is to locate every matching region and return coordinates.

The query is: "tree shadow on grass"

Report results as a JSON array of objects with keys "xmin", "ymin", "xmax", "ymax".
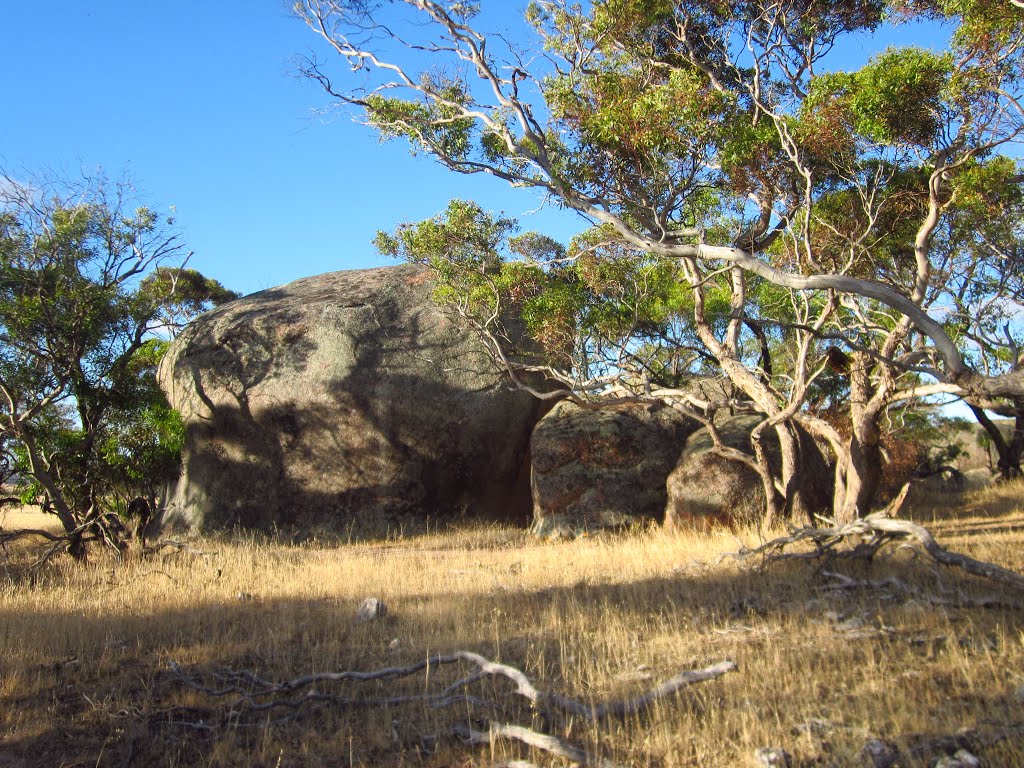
[{"xmin": 2, "ymin": 548, "xmax": 1023, "ymax": 767}]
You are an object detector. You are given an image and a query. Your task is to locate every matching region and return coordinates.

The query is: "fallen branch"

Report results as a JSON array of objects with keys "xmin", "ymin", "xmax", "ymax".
[
  {"xmin": 169, "ymin": 653, "xmax": 736, "ymax": 721},
  {"xmin": 454, "ymin": 721, "xmax": 620, "ymax": 768},
  {"xmin": 726, "ymin": 519, "xmax": 893, "ymax": 566},
  {"xmin": 0, "ymin": 527, "xmax": 68, "ymax": 544},
  {"xmin": 822, "ymin": 570, "xmax": 1021, "ymax": 610},
  {"xmin": 454, "ymin": 651, "xmax": 737, "ymax": 721},
  {"xmin": 150, "ymin": 539, "xmax": 219, "ymax": 558},
  {"xmin": 866, "ymin": 515, "xmax": 1024, "ymax": 592},
  {"xmin": 0, "ymin": 526, "xmax": 103, "ymax": 570},
  {"xmin": 169, "ymin": 651, "xmax": 736, "ymax": 762},
  {"xmin": 100, "ymin": 569, "xmax": 179, "ymax": 592},
  {"xmin": 821, "ymin": 570, "xmax": 913, "ymax": 594},
  {"xmin": 729, "ymin": 513, "xmax": 1024, "ymax": 593}
]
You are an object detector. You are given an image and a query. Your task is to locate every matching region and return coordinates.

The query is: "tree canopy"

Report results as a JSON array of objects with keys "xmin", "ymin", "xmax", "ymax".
[
  {"xmin": 298, "ymin": 0, "xmax": 1024, "ymax": 519},
  {"xmin": 0, "ymin": 171, "xmax": 238, "ymax": 554}
]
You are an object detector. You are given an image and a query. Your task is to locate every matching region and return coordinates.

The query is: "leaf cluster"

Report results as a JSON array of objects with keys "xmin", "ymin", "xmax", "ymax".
[
  {"xmin": 377, "ymin": 200, "xmax": 717, "ymax": 388},
  {"xmin": 802, "ymin": 47, "xmax": 952, "ymax": 147}
]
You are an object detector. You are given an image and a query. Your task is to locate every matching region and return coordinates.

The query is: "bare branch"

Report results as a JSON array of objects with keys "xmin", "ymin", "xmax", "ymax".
[
  {"xmin": 454, "ymin": 721, "xmax": 618, "ymax": 768},
  {"xmin": 729, "ymin": 511, "xmax": 1024, "ymax": 594},
  {"xmin": 170, "ymin": 650, "xmax": 736, "ymax": 722}
]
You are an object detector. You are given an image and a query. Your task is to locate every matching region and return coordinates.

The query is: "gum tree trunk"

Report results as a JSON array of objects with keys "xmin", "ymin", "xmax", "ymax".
[{"xmin": 834, "ymin": 352, "xmax": 885, "ymax": 523}]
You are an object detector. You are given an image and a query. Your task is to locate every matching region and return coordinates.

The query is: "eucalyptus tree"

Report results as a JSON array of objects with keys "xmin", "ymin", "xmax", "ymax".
[
  {"xmin": 374, "ymin": 200, "xmax": 793, "ymax": 517},
  {"xmin": 0, "ymin": 171, "xmax": 237, "ymax": 556},
  {"xmin": 932, "ymin": 157, "xmax": 1024, "ymax": 478},
  {"xmin": 297, "ymin": 0, "xmax": 1024, "ymax": 521}
]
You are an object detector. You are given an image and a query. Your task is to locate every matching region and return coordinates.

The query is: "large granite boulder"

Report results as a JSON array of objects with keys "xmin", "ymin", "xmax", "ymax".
[
  {"xmin": 158, "ymin": 264, "xmax": 545, "ymax": 536},
  {"xmin": 664, "ymin": 414, "xmax": 833, "ymax": 529},
  {"xmin": 529, "ymin": 400, "xmax": 700, "ymax": 536}
]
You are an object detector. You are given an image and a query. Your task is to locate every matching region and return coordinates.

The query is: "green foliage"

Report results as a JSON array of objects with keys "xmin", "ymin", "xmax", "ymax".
[
  {"xmin": 802, "ymin": 47, "xmax": 951, "ymax": 146},
  {"xmin": 589, "ymin": 0, "xmax": 675, "ymax": 43},
  {"xmin": 97, "ymin": 339, "xmax": 184, "ymax": 500},
  {"xmin": 305, "ymin": 0, "xmax": 1024, "ymax": 518},
  {"xmin": 365, "ymin": 74, "xmax": 476, "ymax": 160},
  {"xmin": 936, "ymin": 154, "xmax": 1024, "ymax": 365},
  {"xmin": 720, "ymin": 114, "xmax": 794, "ymax": 196},
  {"xmin": 851, "ymin": 48, "xmax": 951, "ymax": 145},
  {"xmin": 894, "ymin": 0, "xmax": 1024, "ymax": 67},
  {"xmin": 546, "ymin": 64, "xmax": 734, "ymax": 158},
  {"xmin": 140, "ymin": 267, "xmax": 241, "ymax": 335},
  {"xmin": 0, "ymin": 172, "xmax": 234, "ymax": 541},
  {"xmin": 377, "ymin": 199, "xmax": 712, "ymax": 386},
  {"xmin": 897, "ymin": 411, "xmax": 972, "ymax": 475},
  {"xmin": 375, "ymin": 200, "xmax": 538, "ymax": 344}
]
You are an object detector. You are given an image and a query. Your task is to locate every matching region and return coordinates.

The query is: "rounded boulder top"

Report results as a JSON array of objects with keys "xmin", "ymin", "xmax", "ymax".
[{"xmin": 158, "ymin": 264, "xmax": 544, "ymax": 537}]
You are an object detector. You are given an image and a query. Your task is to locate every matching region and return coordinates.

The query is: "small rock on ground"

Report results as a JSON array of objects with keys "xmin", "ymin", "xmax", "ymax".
[
  {"xmin": 934, "ymin": 750, "xmax": 980, "ymax": 768},
  {"xmin": 355, "ymin": 597, "xmax": 387, "ymax": 623},
  {"xmin": 754, "ymin": 747, "xmax": 792, "ymax": 767}
]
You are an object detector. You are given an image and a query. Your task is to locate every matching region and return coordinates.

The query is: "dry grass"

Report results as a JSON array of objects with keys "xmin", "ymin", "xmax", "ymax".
[
  {"xmin": 0, "ymin": 505, "xmax": 63, "ymax": 534},
  {"xmin": 2, "ymin": 483, "xmax": 1024, "ymax": 767}
]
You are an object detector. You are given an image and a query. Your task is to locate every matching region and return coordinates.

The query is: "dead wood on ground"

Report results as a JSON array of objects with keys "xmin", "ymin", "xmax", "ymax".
[
  {"xmin": 168, "ymin": 652, "xmax": 737, "ymax": 766},
  {"xmin": 729, "ymin": 508, "xmax": 1024, "ymax": 594}
]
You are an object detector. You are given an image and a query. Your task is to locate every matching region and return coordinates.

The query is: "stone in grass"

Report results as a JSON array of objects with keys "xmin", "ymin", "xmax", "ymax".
[
  {"xmin": 934, "ymin": 750, "xmax": 980, "ymax": 768},
  {"xmin": 754, "ymin": 747, "xmax": 792, "ymax": 767},
  {"xmin": 355, "ymin": 597, "xmax": 388, "ymax": 623},
  {"xmin": 861, "ymin": 738, "xmax": 900, "ymax": 768}
]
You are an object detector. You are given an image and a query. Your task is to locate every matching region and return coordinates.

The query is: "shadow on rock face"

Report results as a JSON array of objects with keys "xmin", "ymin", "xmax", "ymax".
[
  {"xmin": 158, "ymin": 265, "xmax": 545, "ymax": 539},
  {"xmin": 665, "ymin": 414, "xmax": 834, "ymax": 530},
  {"xmin": 529, "ymin": 400, "xmax": 701, "ymax": 537}
]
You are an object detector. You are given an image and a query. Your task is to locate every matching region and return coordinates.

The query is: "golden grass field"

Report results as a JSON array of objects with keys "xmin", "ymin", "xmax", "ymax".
[{"xmin": 1, "ymin": 481, "xmax": 1023, "ymax": 767}]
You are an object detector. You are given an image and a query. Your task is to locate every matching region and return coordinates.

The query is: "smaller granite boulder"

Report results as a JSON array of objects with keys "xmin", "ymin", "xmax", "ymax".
[
  {"xmin": 665, "ymin": 414, "xmax": 833, "ymax": 529},
  {"xmin": 530, "ymin": 401, "xmax": 700, "ymax": 536}
]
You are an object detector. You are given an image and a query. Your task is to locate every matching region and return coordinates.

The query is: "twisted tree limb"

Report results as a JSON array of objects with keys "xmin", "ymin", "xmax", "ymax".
[
  {"xmin": 169, "ymin": 651, "xmax": 736, "ymax": 764},
  {"xmin": 169, "ymin": 653, "xmax": 737, "ymax": 722},
  {"xmin": 730, "ymin": 512, "xmax": 1024, "ymax": 593},
  {"xmin": 0, "ymin": 526, "xmax": 103, "ymax": 570},
  {"xmin": 865, "ymin": 515, "xmax": 1024, "ymax": 592}
]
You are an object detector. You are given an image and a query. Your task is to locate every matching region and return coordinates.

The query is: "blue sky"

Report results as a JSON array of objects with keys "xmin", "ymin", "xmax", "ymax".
[
  {"xmin": 1, "ymin": 2, "xmax": 581, "ymax": 295},
  {"xmin": 2, "ymin": 3, "xmax": 947, "ymax": 297}
]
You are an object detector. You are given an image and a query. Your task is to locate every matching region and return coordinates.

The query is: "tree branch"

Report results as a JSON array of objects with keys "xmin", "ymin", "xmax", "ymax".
[{"xmin": 729, "ymin": 510, "xmax": 1024, "ymax": 593}]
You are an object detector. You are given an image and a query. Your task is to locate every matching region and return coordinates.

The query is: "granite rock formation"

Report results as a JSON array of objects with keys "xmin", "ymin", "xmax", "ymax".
[
  {"xmin": 664, "ymin": 414, "xmax": 833, "ymax": 529},
  {"xmin": 158, "ymin": 264, "xmax": 544, "ymax": 535},
  {"xmin": 529, "ymin": 400, "xmax": 700, "ymax": 536}
]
